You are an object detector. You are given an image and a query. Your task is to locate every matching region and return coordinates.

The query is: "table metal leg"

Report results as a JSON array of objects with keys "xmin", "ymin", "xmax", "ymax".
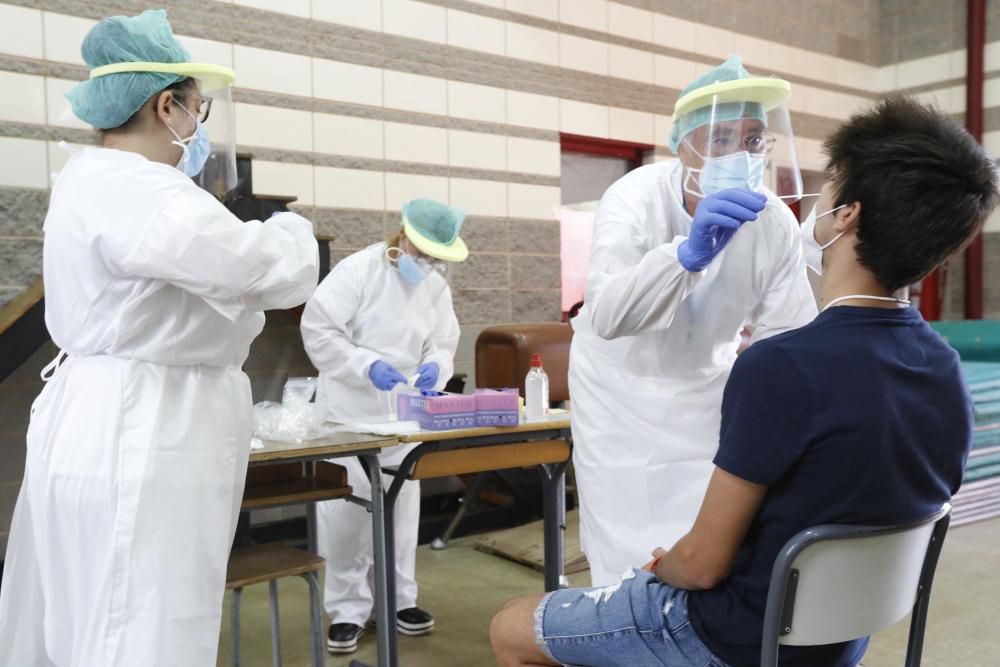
[
  {"xmin": 362, "ymin": 453, "xmax": 394, "ymax": 667},
  {"xmin": 541, "ymin": 462, "xmax": 569, "ymax": 592},
  {"xmin": 383, "ymin": 478, "xmax": 400, "ymax": 667},
  {"xmin": 305, "ymin": 461, "xmax": 318, "ymax": 554},
  {"xmin": 231, "ymin": 587, "xmax": 243, "ymax": 667},
  {"xmin": 268, "ymin": 580, "xmax": 282, "ymax": 667}
]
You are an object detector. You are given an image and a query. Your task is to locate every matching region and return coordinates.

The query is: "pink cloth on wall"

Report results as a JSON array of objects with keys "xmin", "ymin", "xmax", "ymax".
[{"xmin": 558, "ymin": 207, "xmax": 596, "ymax": 313}]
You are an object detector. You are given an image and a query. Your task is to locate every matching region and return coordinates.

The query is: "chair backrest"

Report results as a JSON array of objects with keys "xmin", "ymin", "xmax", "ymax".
[
  {"xmin": 475, "ymin": 324, "xmax": 573, "ymax": 402},
  {"xmin": 761, "ymin": 505, "xmax": 951, "ymax": 666}
]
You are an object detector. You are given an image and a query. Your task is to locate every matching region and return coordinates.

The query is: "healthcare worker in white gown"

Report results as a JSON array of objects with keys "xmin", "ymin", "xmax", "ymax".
[
  {"xmin": 0, "ymin": 11, "xmax": 319, "ymax": 667},
  {"xmin": 301, "ymin": 199, "xmax": 465, "ymax": 654},
  {"xmin": 569, "ymin": 55, "xmax": 818, "ymax": 586}
]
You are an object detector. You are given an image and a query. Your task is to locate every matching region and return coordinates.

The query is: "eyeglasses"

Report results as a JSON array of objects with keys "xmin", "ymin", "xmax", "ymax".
[
  {"xmin": 711, "ymin": 132, "xmax": 776, "ymax": 156},
  {"xmin": 193, "ymin": 96, "xmax": 213, "ymax": 124},
  {"xmin": 175, "ymin": 93, "xmax": 213, "ymax": 123},
  {"xmin": 398, "ymin": 237, "xmax": 446, "ymax": 273}
]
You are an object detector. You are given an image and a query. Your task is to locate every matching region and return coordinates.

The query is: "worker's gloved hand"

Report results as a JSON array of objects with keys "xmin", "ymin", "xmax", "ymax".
[
  {"xmin": 677, "ymin": 188, "xmax": 767, "ymax": 272},
  {"xmin": 369, "ymin": 360, "xmax": 407, "ymax": 391},
  {"xmin": 415, "ymin": 362, "xmax": 440, "ymax": 390}
]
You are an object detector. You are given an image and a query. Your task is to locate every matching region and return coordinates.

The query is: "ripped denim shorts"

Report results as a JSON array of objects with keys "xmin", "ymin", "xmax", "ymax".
[{"xmin": 533, "ymin": 569, "xmax": 728, "ymax": 667}]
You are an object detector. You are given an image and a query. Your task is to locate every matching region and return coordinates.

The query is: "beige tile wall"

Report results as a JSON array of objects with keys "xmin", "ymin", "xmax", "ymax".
[
  {"xmin": 3, "ymin": 0, "xmax": 1000, "ymax": 533},
  {"xmin": 3, "ymin": 0, "xmax": 1000, "ymax": 356}
]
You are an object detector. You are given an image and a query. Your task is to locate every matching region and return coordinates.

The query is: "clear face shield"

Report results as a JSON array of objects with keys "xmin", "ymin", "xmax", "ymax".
[
  {"xmin": 385, "ymin": 237, "xmax": 455, "ymax": 285},
  {"xmin": 188, "ymin": 71, "xmax": 238, "ymax": 201},
  {"xmin": 674, "ymin": 78, "xmax": 804, "ymax": 203},
  {"xmin": 75, "ymin": 62, "xmax": 239, "ymax": 200}
]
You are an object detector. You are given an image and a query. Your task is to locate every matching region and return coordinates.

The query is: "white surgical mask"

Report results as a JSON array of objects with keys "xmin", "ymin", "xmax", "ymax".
[
  {"xmin": 801, "ymin": 203, "xmax": 847, "ymax": 275},
  {"xmin": 683, "ymin": 141, "xmax": 766, "ymax": 198}
]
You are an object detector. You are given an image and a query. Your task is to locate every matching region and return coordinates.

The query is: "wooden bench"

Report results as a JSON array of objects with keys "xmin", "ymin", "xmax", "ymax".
[
  {"xmin": 242, "ymin": 460, "xmax": 351, "ymax": 510},
  {"xmin": 229, "ymin": 460, "xmax": 353, "ymax": 667},
  {"xmin": 226, "ymin": 543, "xmax": 325, "ymax": 667}
]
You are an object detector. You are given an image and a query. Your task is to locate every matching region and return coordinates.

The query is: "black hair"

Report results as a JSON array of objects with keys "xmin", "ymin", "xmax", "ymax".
[
  {"xmin": 103, "ymin": 76, "xmax": 197, "ymax": 134},
  {"xmin": 823, "ymin": 95, "xmax": 999, "ymax": 291}
]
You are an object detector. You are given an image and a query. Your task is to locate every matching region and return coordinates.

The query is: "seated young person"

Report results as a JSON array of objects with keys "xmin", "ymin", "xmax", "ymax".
[{"xmin": 490, "ymin": 96, "xmax": 999, "ymax": 667}]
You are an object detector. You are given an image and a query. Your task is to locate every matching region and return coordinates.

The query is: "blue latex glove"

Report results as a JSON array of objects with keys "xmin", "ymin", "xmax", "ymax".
[
  {"xmin": 677, "ymin": 189, "xmax": 767, "ymax": 272},
  {"xmin": 369, "ymin": 360, "xmax": 407, "ymax": 391},
  {"xmin": 415, "ymin": 362, "xmax": 440, "ymax": 391}
]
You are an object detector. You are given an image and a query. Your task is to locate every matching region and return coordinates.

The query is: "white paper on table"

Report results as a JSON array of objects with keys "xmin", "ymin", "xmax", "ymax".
[{"xmin": 333, "ymin": 419, "xmax": 424, "ymax": 436}]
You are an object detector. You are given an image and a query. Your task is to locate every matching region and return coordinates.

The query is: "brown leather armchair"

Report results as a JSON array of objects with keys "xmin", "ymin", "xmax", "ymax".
[{"xmin": 474, "ymin": 324, "xmax": 573, "ymax": 402}]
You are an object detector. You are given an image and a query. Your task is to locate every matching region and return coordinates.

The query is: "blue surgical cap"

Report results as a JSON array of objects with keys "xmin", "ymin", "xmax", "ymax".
[
  {"xmin": 66, "ymin": 9, "xmax": 191, "ymax": 130},
  {"xmin": 669, "ymin": 55, "xmax": 766, "ymax": 153}
]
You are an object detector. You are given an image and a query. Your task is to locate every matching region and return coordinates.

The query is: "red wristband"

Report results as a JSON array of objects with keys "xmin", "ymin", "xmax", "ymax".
[{"xmin": 649, "ymin": 555, "xmax": 663, "ymax": 573}]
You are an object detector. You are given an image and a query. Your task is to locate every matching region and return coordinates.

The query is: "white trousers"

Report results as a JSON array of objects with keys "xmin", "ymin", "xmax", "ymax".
[{"xmin": 317, "ymin": 454, "xmax": 420, "ymax": 625}]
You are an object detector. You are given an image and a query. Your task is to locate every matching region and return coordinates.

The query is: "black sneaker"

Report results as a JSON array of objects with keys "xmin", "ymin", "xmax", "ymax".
[
  {"xmin": 396, "ymin": 607, "xmax": 434, "ymax": 636},
  {"xmin": 327, "ymin": 623, "xmax": 365, "ymax": 654}
]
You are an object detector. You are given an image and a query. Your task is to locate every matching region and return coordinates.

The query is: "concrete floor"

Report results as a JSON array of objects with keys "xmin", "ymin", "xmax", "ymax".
[{"xmin": 217, "ymin": 516, "xmax": 1000, "ymax": 667}]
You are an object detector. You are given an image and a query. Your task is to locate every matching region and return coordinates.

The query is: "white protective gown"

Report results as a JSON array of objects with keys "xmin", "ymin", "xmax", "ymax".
[
  {"xmin": 0, "ymin": 147, "xmax": 319, "ymax": 667},
  {"xmin": 570, "ymin": 159, "xmax": 817, "ymax": 585},
  {"xmin": 300, "ymin": 243, "xmax": 459, "ymax": 625}
]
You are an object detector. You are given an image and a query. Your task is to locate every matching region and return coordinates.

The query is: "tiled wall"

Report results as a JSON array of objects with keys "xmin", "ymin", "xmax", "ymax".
[
  {"xmin": 3, "ymin": 0, "xmax": 1000, "ymax": 552},
  {"xmin": 1, "ymin": 0, "xmax": 999, "ymax": 369},
  {"xmin": 879, "ymin": 0, "xmax": 967, "ymax": 64},
  {"xmin": 0, "ymin": 0, "xmax": 911, "ymax": 380}
]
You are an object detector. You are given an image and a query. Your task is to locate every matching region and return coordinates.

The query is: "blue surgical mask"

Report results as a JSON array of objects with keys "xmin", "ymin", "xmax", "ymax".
[
  {"xmin": 683, "ymin": 140, "xmax": 766, "ymax": 198},
  {"xmin": 692, "ymin": 151, "xmax": 765, "ymax": 197},
  {"xmin": 169, "ymin": 105, "xmax": 211, "ymax": 178},
  {"xmin": 397, "ymin": 253, "xmax": 431, "ymax": 285}
]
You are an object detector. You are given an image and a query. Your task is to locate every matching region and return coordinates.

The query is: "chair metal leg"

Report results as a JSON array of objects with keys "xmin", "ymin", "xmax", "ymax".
[
  {"xmin": 231, "ymin": 588, "xmax": 243, "ymax": 667},
  {"xmin": 431, "ymin": 472, "xmax": 490, "ymax": 550},
  {"xmin": 300, "ymin": 572, "xmax": 325, "ymax": 667},
  {"xmin": 268, "ymin": 579, "xmax": 282, "ymax": 667},
  {"xmin": 540, "ymin": 462, "xmax": 568, "ymax": 592},
  {"xmin": 904, "ymin": 513, "xmax": 951, "ymax": 667}
]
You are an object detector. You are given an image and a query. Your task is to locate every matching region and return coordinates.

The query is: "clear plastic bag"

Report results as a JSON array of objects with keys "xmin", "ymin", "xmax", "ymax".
[
  {"xmin": 253, "ymin": 377, "xmax": 333, "ymax": 442},
  {"xmin": 282, "ymin": 376, "xmax": 317, "ymax": 406}
]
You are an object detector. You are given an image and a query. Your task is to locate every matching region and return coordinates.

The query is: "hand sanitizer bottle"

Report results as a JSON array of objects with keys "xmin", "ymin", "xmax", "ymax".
[{"xmin": 525, "ymin": 353, "xmax": 549, "ymax": 420}]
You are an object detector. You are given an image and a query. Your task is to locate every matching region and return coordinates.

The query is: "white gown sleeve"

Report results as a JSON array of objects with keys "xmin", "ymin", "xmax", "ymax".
[
  {"xmin": 585, "ymin": 189, "xmax": 705, "ymax": 340},
  {"xmin": 746, "ymin": 203, "xmax": 819, "ymax": 345},
  {"xmin": 420, "ymin": 284, "xmax": 460, "ymax": 391},
  {"xmin": 120, "ymin": 188, "xmax": 319, "ymax": 313},
  {"xmin": 300, "ymin": 255, "xmax": 382, "ymax": 382}
]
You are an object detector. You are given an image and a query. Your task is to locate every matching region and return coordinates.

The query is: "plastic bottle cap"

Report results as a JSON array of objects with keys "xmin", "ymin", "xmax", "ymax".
[{"xmin": 531, "ymin": 353, "xmax": 543, "ymax": 367}]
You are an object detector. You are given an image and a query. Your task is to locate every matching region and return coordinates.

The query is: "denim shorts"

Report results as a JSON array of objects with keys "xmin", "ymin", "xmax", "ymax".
[{"xmin": 534, "ymin": 569, "xmax": 728, "ymax": 667}]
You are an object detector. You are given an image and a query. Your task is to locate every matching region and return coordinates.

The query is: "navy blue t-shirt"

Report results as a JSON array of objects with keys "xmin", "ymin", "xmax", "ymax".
[{"xmin": 688, "ymin": 306, "xmax": 972, "ymax": 667}]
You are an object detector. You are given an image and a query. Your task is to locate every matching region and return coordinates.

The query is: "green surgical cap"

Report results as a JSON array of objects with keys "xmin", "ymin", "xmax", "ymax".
[
  {"xmin": 402, "ymin": 199, "xmax": 468, "ymax": 262},
  {"xmin": 66, "ymin": 9, "xmax": 190, "ymax": 130},
  {"xmin": 669, "ymin": 55, "xmax": 766, "ymax": 153}
]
